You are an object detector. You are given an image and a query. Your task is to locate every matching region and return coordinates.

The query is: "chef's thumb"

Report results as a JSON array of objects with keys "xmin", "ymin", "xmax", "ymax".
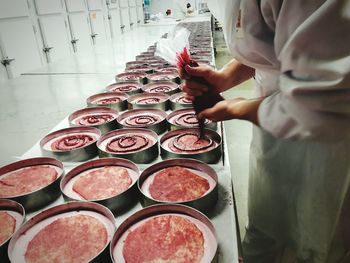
[{"xmin": 185, "ymin": 65, "xmax": 208, "ymax": 77}]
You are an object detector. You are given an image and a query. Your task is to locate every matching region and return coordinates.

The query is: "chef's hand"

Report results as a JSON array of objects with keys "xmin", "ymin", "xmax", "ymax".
[
  {"xmin": 181, "ymin": 65, "xmax": 229, "ymax": 98},
  {"xmin": 198, "ymin": 97, "xmax": 263, "ymax": 126}
]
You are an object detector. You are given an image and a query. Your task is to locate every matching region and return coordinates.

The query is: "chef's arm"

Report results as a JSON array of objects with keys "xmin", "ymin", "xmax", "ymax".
[{"xmin": 218, "ymin": 59, "xmax": 255, "ymax": 91}]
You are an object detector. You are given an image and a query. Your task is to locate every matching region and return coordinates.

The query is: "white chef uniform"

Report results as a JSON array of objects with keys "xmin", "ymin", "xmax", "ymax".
[{"xmin": 206, "ymin": 0, "xmax": 350, "ymax": 262}]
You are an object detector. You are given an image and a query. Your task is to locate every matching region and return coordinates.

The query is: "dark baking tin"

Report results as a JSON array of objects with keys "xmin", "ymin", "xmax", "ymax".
[
  {"xmin": 97, "ymin": 128, "xmax": 159, "ymax": 163},
  {"xmin": 160, "ymin": 128, "xmax": 222, "ymax": 164},
  {"xmin": 169, "ymin": 92, "xmax": 193, "ymax": 110},
  {"xmin": 167, "ymin": 108, "xmax": 217, "ymax": 131},
  {"xmin": 138, "ymin": 158, "xmax": 218, "ymax": 213},
  {"xmin": 110, "ymin": 204, "xmax": 218, "ymax": 263},
  {"xmin": 146, "ymin": 72, "xmax": 181, "ymax": 84},
  {"xmin": 127, "ymin": 92, "xmax": 169, "ymax": 111},
  {"xmin": 117, "ymin": 109, "xmax": 168, "ymax": 135},
  {"xmin": 68, "ymin": 107, "xmax": 118, "ymax": 135},
  {"xmin": 60, "ymin": 158, "xmax": 139, "ymax": 213},
  {"xmin": 40, "ymin": 127, "xmax": 101, "ymax": 162},
  {"xmin": 0, "ymin": 157, "xmax": 64, "ymax": 211},
  {"xmin": 0, "ymin": 199, "xmax": 25, "ymax": 262},
  {"xmin": 8, "ymin": 201, "xmax": 116, "ymax": 263},
  {"xmin": 87, "ymin": 92, "xmax": 129, "ymax": 111},
  {"xmin": 115, "ymin": 72, "xmax": 147, "ymax": 84},
  {"xmin": 143, "ymin": 81, "xmax": 180, "ymax": 95}
]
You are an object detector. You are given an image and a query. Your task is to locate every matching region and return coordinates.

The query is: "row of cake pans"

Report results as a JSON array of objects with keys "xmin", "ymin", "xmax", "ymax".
[
  {"xmin": 40, "ymin": 127, "xmax": 222, "ymax": 164},
  {"xmin": 0, "ymin": 156, "xmax": 219, "ymax": 262},
  {"xmin": 1, "ymin": 199, "xmax": 218, "ymax": 263},
  {"xmin": 68, "ymin": 106, "xmax": 217, "ymax": 135},
  {"xmin": 0, "ymin": 157, "xmax": 218, "ymax": 214},
  {"xmin": 88, "ymin": 89, "xmax": 192, "ymax": 111}
]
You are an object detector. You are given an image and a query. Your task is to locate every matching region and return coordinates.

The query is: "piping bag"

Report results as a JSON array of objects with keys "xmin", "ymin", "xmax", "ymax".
[{"xmin": 155, "ymin": 28, "xmax": 224, "ymax": 138}]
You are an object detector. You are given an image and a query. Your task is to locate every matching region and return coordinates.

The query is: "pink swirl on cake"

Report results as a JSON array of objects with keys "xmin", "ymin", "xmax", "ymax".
[
  {"xmin": 118, "ymin": 73, "xmax": 145, "ymax": 81},
  {"xmin": 93, "ymin": 97, "xmax": 122, "ymax": 104},
  {"xmin": 168, "ymin": 133, "xmax": 213, "ymax": 153},
  {"xmin": 136, "ymin": 97, "xmax": 161, "ymax": 104},
  {"xmin": 51, "ymin": 134, "xmax": 95, "ymax": 151},
  {"xmin": 148, "ymin": 85, "xmax": 173, "ymax": 93},
  {"xmin": 174, "ymin": 96, "xmax": 192, "ymax": 104},
  {"xmin": 106, "ymin": 135, "xmax": 150, "ymax": 153},
  {"xmin": 174, "ymin": 113, "xmax": 199, "ymax": 126},
  {"xmin": 76, "ymin": 114, "xmax": 115, "ymax": 126},
  {"xmin": 124, "ymin": 115, "xmax": 160, "ymax": 126},
  {"xmin": 110, "ymin": 85, "xmax": 139, "ymax": 93}
]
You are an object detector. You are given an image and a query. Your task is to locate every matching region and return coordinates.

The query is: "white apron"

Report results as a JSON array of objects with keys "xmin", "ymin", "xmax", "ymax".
[{"xmin": 207, "ymin": 0, "xmax": 350, "ymax": 262}]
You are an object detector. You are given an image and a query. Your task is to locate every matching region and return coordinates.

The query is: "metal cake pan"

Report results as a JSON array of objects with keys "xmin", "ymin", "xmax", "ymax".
[
  {"xmin": 138, "ymin": 158, "xmax": 218, "ymax": 213},
  {"xmin": 110, "ymin": 204, "xmax": 218, "ymax": 263},
  {"xmin": 117, "ymin": 109, "xmax": 168, "ymax": 134},
  {"xmin": 142, "ymin": 81, "xmax": 180, "ymax": 95},
  {"xmin": 115, "ymin": 72, "xmax": 147, "ymax": 84},
  {"xmin": 146, "ymin": 72, "xmax": 181, "ymax": 84},
  {"xmin": 0, "ymin": 199, "xmax": 25, "ymax": 262},
  {"xmin": 160, "ymin": 128, "xmax": 222, "ymax": 164},
  {"xmin": 169, "ymin": 92, "xmax": 193, "ymax": 110},
  {"xmin": 0, "ymin": 157, "xmax": 64, "ymax": 211},
  {"xmin": 127, "ymin": 92, "xmax": 169, "ymax": 111},
  {"xmin": 125, "ymin": 61, "xmax": 149, "ymax": 69},
  {"xmin": 40, "ymin": 127, "xmax": 101, "ymax": 162},
  {"xmin": 68, "ymin": 106, "xmax": 119, "ymax": 135},
  {"xmin": 87, "ymin": 92, "xmax": 129, "ymax": 111},
  {"xmin": 97, "ymin": 128, "xmax": 159, "ymax": 163},
  {"xmin": 60, "ymin": 158, "xmax": 139, "ymax": 213},
  {"xmin": 106, "ymin": 82, "xmax": 143, "ymax": 95},
  {"xmin": 167, "ymin": 108, "xmax": 217, "ymax": 131},
  {"xmin": 8, "ymin": 201, "xmax": 116, "ymax": 263}
]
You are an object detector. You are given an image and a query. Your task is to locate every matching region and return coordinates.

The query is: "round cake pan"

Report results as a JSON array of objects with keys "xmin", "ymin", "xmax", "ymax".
[
  {"xmin": 0, "ymin": 157, "xmax": 64, "ymax": 211},
  {"xmin": 106, "ymin": 82, "xmax": 143, "ymax": 95},
  {"xmin": 125, "ymin": 67, "xmax": 153, "ymax": 74},
  {"xmin": 87, "ymin": 92, "xmax": 129, "ymax": 111},
  {"xmin": 142, "ymin": 81, "xmax": 180, "ymax": 96},
  {"xmin": 154, "ymin": 66, "xmax": 178, "ymax": 74},
  {"xmin": 68, "ymin": 107, "xmax": 118, "ymax": 135},
  {"xmin": 138, "ymin": 158, "xmax": 218, "ymax": 213},
  {"xmin": 139, "ymin": 51, "xmax": 155, "ymax": 56},
  {"xmin": 135, "ymin": 54, "xmax": 154, "ymax": 61},
  {"xmin": 117, "ymin": 109, "xmax": 168, "ymax": 135},
  {"xmin": 169, "ymin": 92, "xmax": 193, "ymax": 110},
  {"xmin": 110, "ymin": 204, "xmax": 218, "ymax": 263},
  {"xmin": 160, "ymin": 128, "xmax": 222, "ymax": 164},
  {"xmin": 146, "ymin": 72, "xmax": 181, "ymax": 84},
  {"xmin": 167, "ymin": 108, "xmax": 217, "ymax": 131},
  {"xmin": 8, "ymin": 201, "xmax": 116, "ymax": 263},
  {"xmin": 0, "ymin": 199, "xmax": 25, "ymax": 262},
  {"xmin": 97, "ymin": 128, "xmax": 159, "ymax": 163},
  {"xmin": 115, "ymin": 72, "xmax": 147, "ymax": 84},
  {"xmin": 40, "ymin": 127, "xmax": 101, "ymax": 162},
  {"xmin": 60, "ymin": 158, "xmax": 139, "ymax": 213},
  {"xmin": 125, "ymin": 61, "xmax": 149, "ymax": 69},
  {"xmin": 127, "ymin": 92, "xmax": 169, "ymax": 111}
]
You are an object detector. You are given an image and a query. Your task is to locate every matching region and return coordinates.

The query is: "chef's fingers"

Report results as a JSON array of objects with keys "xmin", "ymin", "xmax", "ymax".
[
  {"xmin": 185, "ymin": 64, "xmax": 212, "ymax": 78},
  {"xmin": 184, "ymin": 94, "xmax": 195, "ymax": 101},
  {"xmin": 185, "ymin": 79, "xmax": 209, "ymax": 92},
  {"xmin": 198, "ymin": 101, "xmax": 227, "ymax": 121}
]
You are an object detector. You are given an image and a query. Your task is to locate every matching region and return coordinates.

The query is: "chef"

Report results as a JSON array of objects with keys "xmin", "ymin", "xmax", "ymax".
[{"xmin": 182, "ymin": 0, "xmax": 350, "ymax": 262}]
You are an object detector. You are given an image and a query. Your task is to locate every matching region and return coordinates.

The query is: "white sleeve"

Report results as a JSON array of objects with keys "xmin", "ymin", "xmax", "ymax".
[{"xmin": 258, "ymin": 0, "xmax": 350, "ymax": 141}]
